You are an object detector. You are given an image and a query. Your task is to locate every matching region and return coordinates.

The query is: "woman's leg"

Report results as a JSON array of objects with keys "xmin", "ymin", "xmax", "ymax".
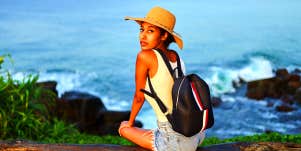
[{"xmin": 119, "ymin": 124, "xmax": 154, "ymax": 151}]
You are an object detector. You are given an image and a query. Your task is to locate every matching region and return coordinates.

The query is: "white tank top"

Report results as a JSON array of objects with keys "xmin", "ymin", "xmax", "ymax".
[{"xmin": 144, "ymin": 49, "xmax": 185, "ymax": 122}]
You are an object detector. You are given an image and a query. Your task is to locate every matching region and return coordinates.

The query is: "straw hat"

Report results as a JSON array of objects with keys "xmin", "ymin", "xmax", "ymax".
[{"xmin": 125, "ymin": 6, "xmax": 183, "ymax": 49}]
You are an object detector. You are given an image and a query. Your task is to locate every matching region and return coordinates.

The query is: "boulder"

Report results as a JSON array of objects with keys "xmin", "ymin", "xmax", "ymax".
[
  {"xmin": 95, "ymin": 110, "xmax": 143, "ymax": 135},
  {"xmin": 289, "ymin": 74, "xmax": 300, "ymax": 81},
  {"xmin": 232, "ymin": 76, "xmax": 247, "ymax": 89},
  {"xmin": 246, "ymin": 69, "xmax": 301, "ymax": 101},
  {"xmin": 280, "ymin": 95, "xmax": 294, "ymax": 105},
  {"xmin": 246, "ymin": 77, "xmax": 282, "ymax": 100},
  {"xmin": 275, "ymin": 68, "xmax": 290, "ymax": 80},
  {"xmin": 58, "ymin": 91, "xmax": 106, "ymax": 126},
  {"xmin": 275, "ymin": 104, "xmax": 295, "ymax": 112},
  {"xmin": 57, "ymin": 91, "xmax": 142, "ymax": 135},
  {"xmin": 294, "ymin": 87, "xmax": 301, "ymax": 104},
  {"xmin": 266, "ymin": 101, "xmax": 274, "ymax": 108},
  {"xmin": 245, "ymin": 68, "xmax": 301, "ymax": 112},
  {"xmin": 239, "ymin": 142, "xmax": 301, "ymax": 151},
  {"xmin": 286, "ymin": 74, "xmax": 301, "ymax": 95},
  {"xmin": 292, "ymin": 68, "xmax": 301, "ymax": 74},
  {"xmin": 35, "ymin": 81, "xmax": 59, "ymax": 117},
  {"xmin": 36, "ymin": 81, "xmax": 58, "ymax": 96}
]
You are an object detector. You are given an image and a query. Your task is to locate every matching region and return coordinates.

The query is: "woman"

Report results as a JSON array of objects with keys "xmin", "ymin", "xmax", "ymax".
[{"xmin": 119, "ymin": 6, "xmax": 205, "ymax": 151}]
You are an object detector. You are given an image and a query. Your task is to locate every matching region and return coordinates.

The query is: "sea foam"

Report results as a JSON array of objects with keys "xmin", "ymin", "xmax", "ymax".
[{"xmin": 205, "ymin": 56, "xmax": 274, "ymax": 96}]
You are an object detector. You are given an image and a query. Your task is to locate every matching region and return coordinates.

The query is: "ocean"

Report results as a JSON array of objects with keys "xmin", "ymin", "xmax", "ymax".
[{"xmin": 1, "ymin": 0, "xmax": 301, "ymax": 139}]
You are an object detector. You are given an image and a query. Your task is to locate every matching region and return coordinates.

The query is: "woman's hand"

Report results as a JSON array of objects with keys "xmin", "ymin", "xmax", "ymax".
[{"xmin": 118, "ymin": 121, "xmax": 133, "ymax": 136}]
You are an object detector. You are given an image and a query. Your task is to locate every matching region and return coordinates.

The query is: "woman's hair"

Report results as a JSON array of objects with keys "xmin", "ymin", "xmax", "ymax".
[{"xmin": 159, "ymin": 28, "xmax": 175, "ymax": 48}]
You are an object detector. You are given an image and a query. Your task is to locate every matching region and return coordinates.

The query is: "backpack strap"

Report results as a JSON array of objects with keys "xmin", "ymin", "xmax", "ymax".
[
  {"xmin": 140, "ymin": 72, "xmax": 168, "ymax": 115},
  {"xmin": 171, "ymin": 49, "xmax": 184, "ymax": 77},
  {"xmin": 154, "ymin": 49, "xmax": 183, "ymax": 79},
  {"xmin": 140, "ymin": 49, "xmax": 184, "ymax": 117}
]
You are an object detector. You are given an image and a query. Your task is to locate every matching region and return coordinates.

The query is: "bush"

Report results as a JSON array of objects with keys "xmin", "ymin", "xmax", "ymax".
[
  {"xmin": 1, "ymin": 56, "xmax": 43, "ymax": 139},
  {"xmin": 0, "ymin": 55, "xmax": 70, "ymax": 140}
]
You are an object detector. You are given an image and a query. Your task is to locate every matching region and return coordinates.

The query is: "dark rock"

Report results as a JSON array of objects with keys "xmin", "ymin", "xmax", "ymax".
[
  {"xmin": 275, "ymin": 104, "xmax": 295, "ymax": 112},
  {"xmin": 275, "ymin": 68, "xmax": 290, "ymax": 80},
  {"xmin": 232, "ymin": 77, "xmax": 247, "ymax": 89},
  {"xmin": 57, "ymin": 91, "xmax": 141, "ymax": 135},
  {"xmin": 36, "ymin": 80, "xmax": 58, "ymax": 96},
  {"xmin": 93, "ymin": 110, "xmax": 143, "ymax": 135},
  {"xmin": 239, "ymin": 142, "xmax": 301, "ymax": 151},
  {"xmin": 246, "ymin": 69, "xmax": 301, "ymax": 102},
  {"xmin": 61, "ymin": 91, "xmax": 106, "ymax": 110},
  {"xmin": 266, "ymin": 101, "xmax": 274, "ymax": 107},
  {"xmin": 280, "ymin": 95, "xmax": 295, "ymax": 105},
  {"xmin": 292, "ymin": 68, "xmax": 301, "ymax": 74},
  {"xmin": 289, "ymin": 74, "xmax": 300, "ymax": 81},
  {"xmin": 264, "ymin": 129, "xmax": 276, "ymax": 134},
  {"xmin": 35, "ymin": 81, "xmax": 59, "ymax": 117},
  {"xmin": 287, "ymin": 81, "xmax": 301, "ymax": 95},
  {"xmin": 246, "ymin": 78, "xmax": 282, "ymax": 100},
  {"xmin": 59, "ymin": 91, "xmax": 106, "ymax": 126},
  {"xmin": 246, "ymin": 80, "xmax": 266, "ymax": 100},
  {"xmin": 294, "ymin": 87, "xmax": 301, "ymax": 104},
  {"xmin": 211, "ymin": 97, "xmax": 222, "ymax": 107}
]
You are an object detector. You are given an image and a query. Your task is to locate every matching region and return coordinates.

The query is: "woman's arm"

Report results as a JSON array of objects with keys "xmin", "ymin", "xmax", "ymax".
[{"xmin": 127, "ymin": 51, "xmax": 149, "ymax": 127}]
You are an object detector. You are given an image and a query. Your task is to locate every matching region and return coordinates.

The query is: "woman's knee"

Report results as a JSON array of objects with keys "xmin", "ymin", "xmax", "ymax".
[
  {"xmin": 118, "ymin": 125, "xmax": 128, "ymax": 137},
  {"xmin": 118, "ymin": 121, "xmax": 132, "ymax": 136}
]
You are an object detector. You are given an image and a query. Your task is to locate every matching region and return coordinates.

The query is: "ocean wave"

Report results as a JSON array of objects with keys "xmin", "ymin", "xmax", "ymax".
[
  {"xmin": 11, "ymin": 69, "xmax": 98, "ymax": 97},
  {"xmin": 205, "ymin": 56, "xmax": 274, "ymax": 96},
  {"xmin": 102, "ymin": 96, "xmax": 131, "ymax": 111}
]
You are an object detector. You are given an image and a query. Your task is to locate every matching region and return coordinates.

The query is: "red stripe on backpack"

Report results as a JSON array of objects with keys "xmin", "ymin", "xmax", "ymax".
[{"xmin": 191, "ymin": 82, "xmax": 204, "ymax": 110}]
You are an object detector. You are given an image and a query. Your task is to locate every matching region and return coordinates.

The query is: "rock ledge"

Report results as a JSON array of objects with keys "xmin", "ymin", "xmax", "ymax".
[{"xmin": 0, "ymin": 141, "xmax": 300, "ymax": 151}]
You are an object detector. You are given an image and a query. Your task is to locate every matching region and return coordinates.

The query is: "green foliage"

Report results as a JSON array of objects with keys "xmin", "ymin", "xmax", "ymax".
[
  {"xmin": 0, "ymin": 56, "xmax": 43, "ymax": 139},
  {"xmin": 201, "ymin": 132, "xmax": 301, "ymax": 146},
  {"xmin": 0, "ymin": 56, "xmax": 3, "ymax": 65},
  {"xmin": 0, "ymin": 55, "xmax": 69, "ymax": 140},
  {"xmin": 39, "ymin": 132, "xmax": 301, "ymax": 146}
]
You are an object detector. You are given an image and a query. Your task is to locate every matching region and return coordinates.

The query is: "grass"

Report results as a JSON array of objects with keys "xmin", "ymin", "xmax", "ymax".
[
  {"xmin": 201, "ymin": 132, "xmax": 301, "ymax": 146},
  {"xmin": 39, "ymin": 132, "xmax": 301, "ymax": 146}
]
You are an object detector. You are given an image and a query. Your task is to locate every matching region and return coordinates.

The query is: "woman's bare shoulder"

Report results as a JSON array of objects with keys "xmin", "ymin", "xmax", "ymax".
[{"xmin": 136, "ymin": 49, "xmax": 156, "ymax": 63}]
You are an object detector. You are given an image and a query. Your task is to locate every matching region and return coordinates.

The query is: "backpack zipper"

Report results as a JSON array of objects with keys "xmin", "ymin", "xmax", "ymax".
[{"xmin": 176, "ymin": 77, "xmax": 186, "ymax": 109}]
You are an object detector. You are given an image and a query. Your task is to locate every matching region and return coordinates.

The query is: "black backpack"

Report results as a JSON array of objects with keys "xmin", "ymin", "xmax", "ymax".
[{"xmin": 141, "ymin": 49, "xmax": 214, "ymax": 137}]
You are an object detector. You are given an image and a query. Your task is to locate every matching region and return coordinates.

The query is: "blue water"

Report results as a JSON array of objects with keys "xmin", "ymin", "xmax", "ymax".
[{"xmin": 1, "ymin": 0, "xmax": 301, "ymax": 139}]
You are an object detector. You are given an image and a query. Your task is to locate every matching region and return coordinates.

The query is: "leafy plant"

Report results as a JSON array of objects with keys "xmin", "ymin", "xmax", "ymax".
[
  {"xmin": 0, "ymin": 55, "xmax": 58, "ymax": 140},
  {"xmin": 0, "ymin": 70, "xmax": 44, "ymax": 139}
]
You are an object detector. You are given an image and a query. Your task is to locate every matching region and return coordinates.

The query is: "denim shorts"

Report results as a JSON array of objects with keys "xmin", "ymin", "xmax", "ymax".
[{"xmin": 153, "ymin": 121, "xmax": 205, "ymax": 151}]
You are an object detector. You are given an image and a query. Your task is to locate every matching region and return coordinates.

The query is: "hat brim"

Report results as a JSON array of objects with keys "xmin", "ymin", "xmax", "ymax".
[{"xmin": 125, "ymin": 16, "xmax": 183, "ymax": 49}]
